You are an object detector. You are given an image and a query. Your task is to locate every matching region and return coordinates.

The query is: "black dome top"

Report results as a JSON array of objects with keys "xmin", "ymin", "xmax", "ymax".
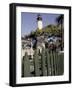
[{"xmin": 37, "ymin": 14, "xmax": 42, "ymax": 20}]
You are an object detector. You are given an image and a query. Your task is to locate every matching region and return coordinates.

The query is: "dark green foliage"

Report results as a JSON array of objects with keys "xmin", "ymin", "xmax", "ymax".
[
  {"xmin": 56, "ymin": 15, "xmax": 64, "ymax": 50},
  {"xmin": 28, "ymin": 25, "xmax": 61, "ymax": 38}
]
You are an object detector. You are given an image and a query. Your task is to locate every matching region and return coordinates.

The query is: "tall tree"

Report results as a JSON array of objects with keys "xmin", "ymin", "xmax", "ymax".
[{"xmin": 56, "ymin": 15, "xmax": 64, "ymax": 51}]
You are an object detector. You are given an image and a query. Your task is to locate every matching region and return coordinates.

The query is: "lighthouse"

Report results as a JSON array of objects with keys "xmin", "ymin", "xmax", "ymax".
[{"xmin": 37, "ymin": 14, "xmax": 43, "ymax": 30}]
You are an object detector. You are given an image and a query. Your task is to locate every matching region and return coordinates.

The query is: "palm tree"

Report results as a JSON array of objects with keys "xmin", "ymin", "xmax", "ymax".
[{"xmin": 56, "ymin": 15, "xmax": 64, "ymax": 51}]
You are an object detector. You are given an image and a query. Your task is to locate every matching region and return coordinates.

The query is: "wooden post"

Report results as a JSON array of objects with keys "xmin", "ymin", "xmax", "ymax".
[
  {"xmin": 46, "ymin": 49, "xmax": 50, "ymax": 76},
  {"xmin": 41, "ymin": 48, "xmax": 47, "ymax": 76},
  {"xmin": 34, "ymin": 49, "xmax": 40, "ymax": 76},
  {"xmin": 23, "ymin": 52, "xmax": 30, "ymax": 77},
  {"xmin": 53, "ymin": 52, "xmax": 57, "ymax": 75},
  {"xmin": 57, "ymin": 53, "xmax": 64, "ymax": 75},
  {"xmin": 55, "ymin": 52, "xmax": 59, "ymax": 75},
  {"xmin": 50, "ymin": 51, "xmax": 54, "ymax": 76}
]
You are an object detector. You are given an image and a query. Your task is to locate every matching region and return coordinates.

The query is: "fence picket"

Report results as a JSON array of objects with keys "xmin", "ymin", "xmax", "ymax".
[
  {"xmin": 54, "ymin": 52, "xmax": 58, "ymax": 75},
  {"xmin": 41, "ymin": 48, "xmax": 47, "ymax": 76},
  {"xmin": 34, "ymin": 49, "xmax": 40, "ymax": 76},
  {"xmin": 46, "ymin": 49, "xmax": 50, "ymax": 76},
  {"xmin": 22, "ymin": 58, "xmax": 24, "ymax": 77},
  {"xmin": 23, "ymin": 52, "xmax": 30, "ymax": 77},
  {"xmin": 22, "ymin": 48, "xmax": 64, "ymax": 77},
  {"xmin": 53, "ymin": 52, "xmax": 57, "ymax": 75},
  {"xmin": 57, "ymin": 53, "xmax": 64, "ymax": 75},
  {"xmin": 50, "ymin": 51, "xmax": 54, "ymax": 76}
]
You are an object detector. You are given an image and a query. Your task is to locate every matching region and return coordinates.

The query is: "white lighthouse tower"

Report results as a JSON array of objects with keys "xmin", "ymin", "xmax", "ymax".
[{"xmin": 37, "ymin": 14, "xmax": 43, "ymax": 30}]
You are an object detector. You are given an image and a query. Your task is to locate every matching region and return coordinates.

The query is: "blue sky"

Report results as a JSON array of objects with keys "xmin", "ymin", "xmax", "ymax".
[{"xmin": 21, "ymin": 12, "xmax": 60, "ymax": 37}]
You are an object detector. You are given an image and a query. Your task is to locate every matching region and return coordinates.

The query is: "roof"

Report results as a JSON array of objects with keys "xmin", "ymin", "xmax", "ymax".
[{"xmin": 37, "ymin": 14, "xmax": 42, "ymax": 21}]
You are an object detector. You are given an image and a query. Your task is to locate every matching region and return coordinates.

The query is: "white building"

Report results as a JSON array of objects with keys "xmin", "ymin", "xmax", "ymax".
[{"xmin": 37, "ymin": 14, "xmax": 43, "ymax": 30}]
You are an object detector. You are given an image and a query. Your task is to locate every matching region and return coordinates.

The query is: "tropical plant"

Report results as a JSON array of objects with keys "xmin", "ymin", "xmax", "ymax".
[{"xmin": 56, "ymin": 15, "xmax": 64, "ymax": 50}]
